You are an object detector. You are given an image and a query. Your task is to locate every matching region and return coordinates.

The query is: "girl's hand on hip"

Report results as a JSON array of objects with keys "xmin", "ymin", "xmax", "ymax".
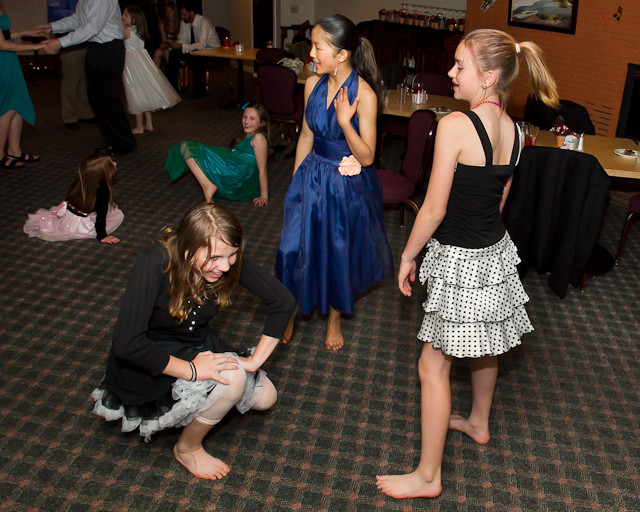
[
  {"xmin": 192, "ymin": 351, "xmax": 239, "ymax": 384},
  {"xmin": 398, "ymin": 259, "xmax": 416, "ymax": 297},
  {"xmin": 334, "ymin": 87, "xmax": 359, "ymax": 128}
]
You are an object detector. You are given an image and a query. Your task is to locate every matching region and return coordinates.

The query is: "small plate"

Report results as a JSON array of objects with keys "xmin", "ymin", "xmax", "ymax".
[
  {"xmin": 431, "ymin": 107, "xmax": 452, "ymax": 114},
  {"xmin": 614, "ymin": 148, "xmax": 638, "ymax": 158}
]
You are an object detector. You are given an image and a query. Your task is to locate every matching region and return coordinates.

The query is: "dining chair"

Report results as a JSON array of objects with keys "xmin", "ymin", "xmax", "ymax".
[
  {"xmin": 412, "ymin": 72, "xmax": 453, "ymax": 96},
  {"xmin": 256, "ymin": 48, "xmax": 288, "ymax": 67},
  {"xmin": 615, "ymin": 193, "xmax": 640, "ymax": 264},
  {"xmin": 524, "ymin": 97, "xmax": 596, "ymax": 135},
  {"xmin": 257, "ymin": 64, "xmax": 304, "ymax": 141},
  {"xmin": 377, "ymin": 109, "xmax": 437, "ymax": 226},
  {"xmin": 503, "ymin": 147, "xmax": 611, "ymax": 298},
  {"xmin": 379, "ymin": 72, "xmax": 451, "ymax": 164}
]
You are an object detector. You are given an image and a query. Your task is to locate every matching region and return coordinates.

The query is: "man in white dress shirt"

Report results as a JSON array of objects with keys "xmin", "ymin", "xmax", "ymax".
[
  {"xmin": 35, "ymin": 0, "xmax": 136, "ymax": 154},
  {"xmin": 166, "ymin": 0, "xmax": 220, "ymax": 99}
]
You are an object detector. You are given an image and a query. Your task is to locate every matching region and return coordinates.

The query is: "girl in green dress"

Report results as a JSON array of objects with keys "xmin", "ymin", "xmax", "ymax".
[
  {"xmin": 166, "ymin": 103, "xmax": 269, "ymax": 206},
  {"xmin": 0, "ymin": 2, "xmax": 44, "ymax": 168}
]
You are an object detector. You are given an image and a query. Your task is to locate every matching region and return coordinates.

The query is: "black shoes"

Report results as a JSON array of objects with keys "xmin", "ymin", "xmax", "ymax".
[{"xmin": 94, "ymin": 143, "xmax": 137, "ymax": 157}]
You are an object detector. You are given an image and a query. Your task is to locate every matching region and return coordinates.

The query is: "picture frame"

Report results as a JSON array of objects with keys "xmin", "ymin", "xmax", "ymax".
[{"xmin": 508, "ymin": 0, "xmax": 578, "ymax": 34}]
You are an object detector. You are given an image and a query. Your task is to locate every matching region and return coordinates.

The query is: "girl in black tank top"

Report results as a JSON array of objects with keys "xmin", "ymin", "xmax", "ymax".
[{"xmin": 377, "ymin": 29, "xmax": 560, "ymax": 500}]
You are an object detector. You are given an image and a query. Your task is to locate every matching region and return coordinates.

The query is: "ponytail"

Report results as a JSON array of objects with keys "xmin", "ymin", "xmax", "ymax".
[
  {"xmin": 518, "ymin": 41, "xmax": 560, "ymax": 109},
  {"xmin": 351, "ymin": 37, "xmax": 383, "ymax": 113},
  {"xmin": 463, "ymin": 29, "xmax": 559, "ymax": 110}
]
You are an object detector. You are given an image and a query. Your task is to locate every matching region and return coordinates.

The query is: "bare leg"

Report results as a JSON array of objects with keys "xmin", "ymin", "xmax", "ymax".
[
  {"xmin": 174, "ymin": 368, "xmax": 245, "ymax": 480},
  {"xmin": 377, "ymin": 343, "xmax": 452, "ymax": 499},
  {"xmin": 448, "ymin": 355, "xmax": 497, "ymax": 445},
  {"xmin": 282, "ymin": 307, "xmax": 297, "ymax": 344},
  {"xmin": 144, "ymin": 112, "xmax": 153, "ymax": 132},
  {"xmin": 132, "ymin": 114, "xmax": 144, "ymax": 134},
  {"xmin": 1, "ymin": 111, "xmax": 25, "ymax": 167},
  {"xmin": 325, "ymin": 306, "xmax": 344, "ymax": 351},
  {"xmin": 185, "ymin": 157, "xmax": 217, "ymax": 202},
  {"xmin": 7, "ymin": 112, "xmax": 29, "ymax": 157}
]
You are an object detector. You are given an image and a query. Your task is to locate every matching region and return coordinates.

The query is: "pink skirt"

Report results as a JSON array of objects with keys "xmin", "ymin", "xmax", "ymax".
[{"xmin": 23, "ymin": 201, "xmax": 124, "ymax": 242}]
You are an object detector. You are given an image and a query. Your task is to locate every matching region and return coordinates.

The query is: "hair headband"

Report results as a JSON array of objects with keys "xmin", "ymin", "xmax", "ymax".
[
  {"xmin": 514, "ymin": 42, "xmax": 521, "ymax": 54},
  {"xmin": 241, "ymin": 102, "xmax": 250, "ymax": 110}
]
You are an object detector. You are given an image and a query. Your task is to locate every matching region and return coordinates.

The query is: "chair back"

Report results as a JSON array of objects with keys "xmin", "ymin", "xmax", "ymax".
[
  {"xmin": 257, "ymin": 64, "xmax": 299, "ymax": 116},
  {"xmin": 256, "ymin": 48, "xmax": 288, "ymax": 67},
  {"xmin": 215, "ymin": 26, "xmax": 230, "ymax": 43},
  {"xmin": 412, "ymin": 72, "xmax": 452, "ymax": 96},
  {"xmin": 400, "ymin": 109, "xmax": 438, "ymax": 186},
  {"xmin": 524, "ymin": 97, "xmax": 596, "ymax": 134}
]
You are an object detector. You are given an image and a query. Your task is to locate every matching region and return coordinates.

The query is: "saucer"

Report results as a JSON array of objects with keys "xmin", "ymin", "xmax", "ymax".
[
  {"xmin": 614, "ymin": 148, "xmax": 638, "ymax": 158},
  {"xmin": 431, "ymin": 107, "xmax": 452, "ymax": 114}
]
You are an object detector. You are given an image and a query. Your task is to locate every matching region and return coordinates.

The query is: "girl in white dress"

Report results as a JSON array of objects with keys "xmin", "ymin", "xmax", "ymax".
[{"xmin": 122, "ymin": 6, "xmax": 180, "ymax": 134}]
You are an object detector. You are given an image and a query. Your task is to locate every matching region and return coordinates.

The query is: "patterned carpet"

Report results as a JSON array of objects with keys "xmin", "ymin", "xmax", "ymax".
[{"xmin": 0, "ymin": 67, "xmax": 639, "ymax": 512}]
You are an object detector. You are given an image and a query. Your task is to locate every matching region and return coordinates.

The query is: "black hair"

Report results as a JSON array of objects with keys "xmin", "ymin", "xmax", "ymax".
[{"xmin": 316, "ymin": 14, "xmax": 383, "ymax": 113}]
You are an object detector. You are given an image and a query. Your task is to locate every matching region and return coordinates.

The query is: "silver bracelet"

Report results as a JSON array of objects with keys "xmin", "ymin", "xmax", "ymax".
[{"xmin": 188, "ymin": 360, "xmax": 197, "ymax": 382}]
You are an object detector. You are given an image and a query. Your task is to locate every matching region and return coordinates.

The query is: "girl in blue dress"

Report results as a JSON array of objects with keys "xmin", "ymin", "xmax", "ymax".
[
  {"xmin": 0, "ymin": 3, "xmax": 43, "ymax": 168},
  {"xmin": 276, "ymin": 14, "xmax": 393, "ymax": 351}
]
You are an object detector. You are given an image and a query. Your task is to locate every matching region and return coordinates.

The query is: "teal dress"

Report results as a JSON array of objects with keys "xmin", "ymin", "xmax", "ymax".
[
  {"xmin": 165, "ymin": 133, "xmax": 263, "ymax": 202},
  {"xmin": 0, "ymin": 13, "xmax": 36, "ymax": 125}
]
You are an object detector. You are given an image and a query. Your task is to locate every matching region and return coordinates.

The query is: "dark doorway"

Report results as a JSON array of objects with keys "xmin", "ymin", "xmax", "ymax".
[
  {"xmin": 253, "ymin": 0, "xmax": 273, "ymax": 49},
  {"xmin": 616, "ymin": 63, "xmax": 640, "ymax": 142}
]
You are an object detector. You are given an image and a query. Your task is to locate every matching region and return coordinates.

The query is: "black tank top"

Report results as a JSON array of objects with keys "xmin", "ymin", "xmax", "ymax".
[{"xmin": 433, "ymin": 111, "xmax": 520, "ymax": 249}]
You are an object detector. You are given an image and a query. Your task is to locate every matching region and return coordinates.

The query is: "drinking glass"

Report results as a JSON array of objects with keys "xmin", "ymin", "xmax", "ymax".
[
  {"xmin": 528, "ymin": 125, "xmax": 539, "ymax": 146},
  {"xmin": 397, "ymin": 83, "xmax": 406, "ymax": 103}
]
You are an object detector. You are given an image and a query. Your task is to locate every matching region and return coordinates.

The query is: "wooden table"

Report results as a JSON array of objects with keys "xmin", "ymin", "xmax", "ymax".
[
  {"xmin": 535, "ymin": 130, "xmax": 640, "ymax": 179},
  {"xmin": 384, "ymin": 89, "xmax": 469, "ymax": 119},
  {"xmin": 191, "ymin": 47, "xmax": 259, "ymax": 106},
  {"xmin": 297, "ymin": 67, "xmax": 469, "ymax": 119}
]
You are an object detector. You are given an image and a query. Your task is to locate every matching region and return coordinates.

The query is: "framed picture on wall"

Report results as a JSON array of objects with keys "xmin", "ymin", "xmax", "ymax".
[{"xmin": 508, "ymin": 0, "xmax": 578, "ymax": 34}]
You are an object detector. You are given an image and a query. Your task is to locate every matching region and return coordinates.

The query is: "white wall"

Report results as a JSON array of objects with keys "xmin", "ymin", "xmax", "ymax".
[
  {"xmin": 280, "ymin": 0, "xmax": 314, "ymax": 26},
  {"xmin": 3, "ymin": 0, "xmax": 47, "ymax": 30},
  {"xmin": 229, "ymin": 0, "xmax": 252, "ymax": 47},
  {"xmin": 204, "ymin": 0, "xmax": 230, "ymax": 31}
]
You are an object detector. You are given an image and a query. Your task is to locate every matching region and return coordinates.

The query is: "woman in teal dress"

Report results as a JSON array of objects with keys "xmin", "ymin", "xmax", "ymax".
[
  {"xmin": 0, "ymin": 3, "xmax": 43, "ymax": 168},
  {"xmin": 166, "ymin": 103, "xmax": 269, "ymax": 207}
]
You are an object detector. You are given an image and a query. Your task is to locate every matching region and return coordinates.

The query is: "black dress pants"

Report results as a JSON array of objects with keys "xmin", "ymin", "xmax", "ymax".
[
  {"xmin": 166, "ymin": 49, "xmax": 206, "ymax": 95},
  {"xmin": 85, "ymin": 40, "xmax": 136, "ymax": 151}
]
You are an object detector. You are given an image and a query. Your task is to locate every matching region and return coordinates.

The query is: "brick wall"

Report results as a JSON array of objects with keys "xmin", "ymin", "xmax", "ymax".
[{"xmin": 465, "ymin": 0, "xmax": 640, "ymax": 136}]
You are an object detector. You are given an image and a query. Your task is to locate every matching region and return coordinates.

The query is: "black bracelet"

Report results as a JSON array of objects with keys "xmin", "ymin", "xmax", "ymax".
[{"xmin": 189, "ymin": 360, "xmax": 197, "ymax": 382}]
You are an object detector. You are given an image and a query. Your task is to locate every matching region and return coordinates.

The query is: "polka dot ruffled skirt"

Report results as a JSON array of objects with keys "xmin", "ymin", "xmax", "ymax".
[{"xmin": 417, "ymin": 233, "xmax": 533, "ymax": 358}]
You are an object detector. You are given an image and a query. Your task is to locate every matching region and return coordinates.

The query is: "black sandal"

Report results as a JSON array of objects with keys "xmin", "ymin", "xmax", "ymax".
[
  {"xmin": 0, "ymin": 155, "xmax": 25, "ymax": 168},
  {"xmin": 6, "ymin": 152, "xmax": 40, "ymax": 163}
]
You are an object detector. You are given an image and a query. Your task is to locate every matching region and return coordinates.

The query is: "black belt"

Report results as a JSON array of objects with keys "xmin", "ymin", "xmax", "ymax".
[{"xmin": 2, "ymin": 29, "xmax": 10, "ymax": 40}]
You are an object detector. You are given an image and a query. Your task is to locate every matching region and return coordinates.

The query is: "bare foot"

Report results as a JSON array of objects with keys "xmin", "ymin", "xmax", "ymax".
[
  {"xmin": 282, "ymin": 310, "xmax": 296, "ymax": 344},
  {"xmin": 203, "ymin": 183, "xmax": 216, "ymax": 203},
  {"xmin": 132, "ymin": 127, "xmax": 144, "ymax": 134},
  {"xmin": 325, "ymin": 310, "xmax": 343, "ymax": 350},
  {"xmin": 173, "ymin": 445, "xmax": 231, "ymax": 480},
  {"xmin": 145, "ymin": 125, "xmax": 154, "ymax": 132},
  {"xmin": 376, "ymin": 472, "xmax": 442, "ymax": 499},
  {"xmin": 448, "ymin": 414, "xmax": 490, "ymax": 444}
]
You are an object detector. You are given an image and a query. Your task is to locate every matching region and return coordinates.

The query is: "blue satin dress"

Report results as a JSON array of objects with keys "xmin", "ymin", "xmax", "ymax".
[{"xmin": 276, "ymin": 70, "xmax": 393, "ymax": 315}]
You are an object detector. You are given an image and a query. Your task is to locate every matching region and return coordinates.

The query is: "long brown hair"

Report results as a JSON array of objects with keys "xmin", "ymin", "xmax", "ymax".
[
  {"xmin": 232, "ymin": 103, "xmax": 270, "ymax": 146},
  {"xmin": 65, "ymin": 154, "xmax": 117, "ymax": 213},
  {"xmin": 159, "ymin": 203, "xmax": 244, "ymax": 322},
  {"xmin": 462, "ymin": 29, "xmax": 560, "ymax": 109},
  {"xmin": 162, "ymin": 2, "xmax": 179, "ymax": 34},
  {"xmin": 125, "ymin": 5, "xmax": 149, "ymax": 40},
  {"xmin": 316, "ymin": 14, "xmax": 383, "ymax": 113}
]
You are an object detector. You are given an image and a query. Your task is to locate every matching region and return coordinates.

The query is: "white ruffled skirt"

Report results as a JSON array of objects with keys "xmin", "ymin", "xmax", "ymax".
[
  {"xmin": 417, "ymin": 232, "xmax": 533, "ymax": 358},
  {"xmin": 92, "ymin": 353, "xmax": 268, "ymax": 441}
]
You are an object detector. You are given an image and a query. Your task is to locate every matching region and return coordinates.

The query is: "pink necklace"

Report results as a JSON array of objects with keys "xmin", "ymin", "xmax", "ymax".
[{"xmin": 472, "ymin": 100, "xmax": 502, "ymax": 110}]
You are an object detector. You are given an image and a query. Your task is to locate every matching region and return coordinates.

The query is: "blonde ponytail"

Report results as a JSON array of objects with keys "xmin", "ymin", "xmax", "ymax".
[{"xmin": 518, "ymin": 41, "xmax": 560, "ymax": 109}]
